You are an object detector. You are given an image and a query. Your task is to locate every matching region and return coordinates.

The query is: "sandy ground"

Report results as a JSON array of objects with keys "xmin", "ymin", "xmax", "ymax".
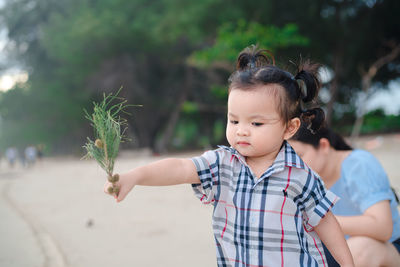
[{"xmin": 1, "ymin": 133, "xmax": 399, "ymax": 267}]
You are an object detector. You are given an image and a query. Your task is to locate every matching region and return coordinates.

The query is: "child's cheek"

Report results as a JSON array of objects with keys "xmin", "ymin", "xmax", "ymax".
[{"xmin": 226, "ymin": 126, "xmax": 234, "ymax": 146}]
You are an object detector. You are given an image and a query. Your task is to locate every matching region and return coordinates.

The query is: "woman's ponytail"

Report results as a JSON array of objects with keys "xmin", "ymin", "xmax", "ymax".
[
  {"xmin": 292, "ymin": 124, "xmax": 353, "ymax": 151},
  {"xmin": 300, "ymin": 108, "xmax": 325, "ymax": 134}
]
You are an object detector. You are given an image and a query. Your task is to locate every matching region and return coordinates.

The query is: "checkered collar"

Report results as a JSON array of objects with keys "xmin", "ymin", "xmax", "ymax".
[{"xmin": 218, "ymin": 141, "xmax": 307, "ymax": 174}]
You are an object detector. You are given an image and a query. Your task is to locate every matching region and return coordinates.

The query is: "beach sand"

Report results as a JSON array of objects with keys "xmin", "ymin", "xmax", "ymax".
[{"xmin": 1, "ymin": 133, "xmax": 399, "ymax": 267}]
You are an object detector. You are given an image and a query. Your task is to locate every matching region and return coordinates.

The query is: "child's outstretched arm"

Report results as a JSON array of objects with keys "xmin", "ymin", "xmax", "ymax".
[
  {"xmin": 104, "ymin": 158, "xmax": 200, "ymax": 202},
  {"xmin": 314, "ymin": 211, "xmax": 354, "ymax": 267}
]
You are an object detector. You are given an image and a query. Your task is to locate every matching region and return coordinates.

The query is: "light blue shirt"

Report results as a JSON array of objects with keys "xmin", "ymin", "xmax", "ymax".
[{"xmin": 330, "ymin": 149, "xmax": 400, "ymax": 242}]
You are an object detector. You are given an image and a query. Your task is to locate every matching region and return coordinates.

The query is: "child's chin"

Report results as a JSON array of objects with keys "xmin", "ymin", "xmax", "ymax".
[{"xmin": 236, "ymin": 149, "xmax": 251, "ymax": 157}]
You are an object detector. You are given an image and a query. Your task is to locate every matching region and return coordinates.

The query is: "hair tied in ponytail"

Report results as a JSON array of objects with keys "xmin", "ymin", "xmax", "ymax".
[
  {"xmin": 248, "ymin": 58, "xmax": 256, "ymax": 69},
  {"xmin": 296, "ymin": 79, "xmax": 307, "ymax": 100},
  {"xmin": 301, "ymin": 108, "xmax": 325, "ymax": 135},
  {"xmin": 306, "ymin": 121, "xmax": 316, "ymax": 134}
]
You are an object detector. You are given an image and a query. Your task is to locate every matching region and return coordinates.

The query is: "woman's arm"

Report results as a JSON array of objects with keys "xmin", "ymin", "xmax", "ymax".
[
  {"xmin": 104, "ymin": 158, "xmax": 200, "ymax": 202},
  {"xmin": 314, "ymin": 211, "xmax": 354, "ymax": 267},
  {"xmin": 335, "ymin": 200, "xmax": 393, "ymax": 242}
]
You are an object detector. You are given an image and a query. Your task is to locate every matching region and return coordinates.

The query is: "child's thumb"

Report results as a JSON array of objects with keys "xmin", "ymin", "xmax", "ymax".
[{"xmin": 116, "ymin": 187, "xmax": 127, "ymax": 202}]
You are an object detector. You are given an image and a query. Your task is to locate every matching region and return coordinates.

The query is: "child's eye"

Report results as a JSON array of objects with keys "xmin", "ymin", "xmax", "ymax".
[
  {"xmin": 230, "ymin": 120, "xmax": 239, "ymax": 125},
  {"xmin": 252, "ymin": 122, "xmax": 264, "ymax": 126}
]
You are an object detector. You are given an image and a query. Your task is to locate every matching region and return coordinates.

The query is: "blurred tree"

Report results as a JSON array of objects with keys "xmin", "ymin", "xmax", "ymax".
[
  {"xmin": 350, "ymin": 42, "xmax": 400, "ymax": 141},
  {"xmin": 0, "ymin": 0, "xmax": 398, "ymax": 153},
  {"xmin": 0, "ymin": 0, "xmax": 88, "ymax": 152},
  {"xmin": 0, "ymin": 0, "xmax": 243, "ymax": 152},
  {"xmin": 253, "ymin": 0, "xmax": 400, "ymax": 125},
  {"xmin": 190, "ymin": 20, "xmax": 308, "ymax": 70},
  {"xmin": 189, "ymin": 0, "xmax": 400, "ymax": 127}
]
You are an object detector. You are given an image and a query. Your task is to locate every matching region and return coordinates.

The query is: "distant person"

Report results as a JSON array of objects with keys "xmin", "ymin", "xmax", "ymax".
[
  {"xmin": 290, "ymin": 126, "xmax": 400, "ymax": 266},
  {"xmin": 18, "ymin": 147, "xmax": 26, "ymax": 167},
  {"xmin": 25, "ymin": 145, "xmax": 38, "ymax": 166},
  {"xmin": 37, "ymin": 144, "xmax": 44, "ymax": 160},
  {"xmin": 5, "ymin": 147, "xmax": 18, "ymax": 167},
  {"xmin": 103, "ymin": 47, "xmax": 354, "ymax": 266}
]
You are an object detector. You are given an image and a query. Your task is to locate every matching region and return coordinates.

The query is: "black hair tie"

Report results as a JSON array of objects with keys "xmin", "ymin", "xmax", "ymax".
[{"xmin": 296, "ymin": 79, "xmax": 308, "ymax": 101}]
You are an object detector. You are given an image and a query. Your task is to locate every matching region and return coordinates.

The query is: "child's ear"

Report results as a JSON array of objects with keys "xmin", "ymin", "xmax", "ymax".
[{"xmin": 284, "ymin": 118, "xmax": 301, "ymax": 140}]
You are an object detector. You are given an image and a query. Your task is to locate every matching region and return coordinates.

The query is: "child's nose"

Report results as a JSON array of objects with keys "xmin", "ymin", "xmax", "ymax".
[{"xmin": 237, "ymin": 127, "xmax": 249, "ymax": 136}]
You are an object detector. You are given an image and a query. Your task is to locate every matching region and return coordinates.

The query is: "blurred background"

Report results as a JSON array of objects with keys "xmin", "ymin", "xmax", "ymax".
[
  {"xmin": 1, "ymin": 1, "xmax": 400, "ymax": 267},
  {"xmin": 0, "ymin": 0, "xmax": 399, "ymax": 156}
]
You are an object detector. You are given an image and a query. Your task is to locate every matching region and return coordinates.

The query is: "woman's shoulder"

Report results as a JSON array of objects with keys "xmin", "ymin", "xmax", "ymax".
[
  {"xmin": 347, "ymin": 149, "xmax": 374, "ymax": 158},
  {"xmin": 344, "ymin": 149, "xmax": 381, "ymax": 167},
  {"xmin": 342, "ymin": 149, "xmax": 388, "ymax": 180}
]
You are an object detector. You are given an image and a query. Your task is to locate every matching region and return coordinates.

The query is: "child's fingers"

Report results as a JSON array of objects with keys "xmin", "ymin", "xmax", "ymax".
[
  {"xmin": 103, "ymin": 182, "xmax": 115, "ymax": 195},
  {"xmin": 116, "ymin": 187, "xmax": 126, "ymax": 202},
  {"xmin": 103, "ymin": 173, "xmax": 134, "ymax": 202},
  {"xmin": 103, "ymin": 182, "xmax": 110, "ymax": 194},
  {"xmin": 116, "ymin": 184, "xmax": 133, "ymax": 202},
  {"xmin": 104, "ymin": 181, "xmax": 123, "ymax": 202}
]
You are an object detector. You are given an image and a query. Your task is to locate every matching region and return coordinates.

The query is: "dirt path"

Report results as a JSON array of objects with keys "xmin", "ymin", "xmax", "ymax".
[
  {"xmin": 0, "ymin": 152, "xmax": 215, "ymax": 267},
  {"xmin": 0, "ymin": 133, "xmax": 399, "ymax": 267}
]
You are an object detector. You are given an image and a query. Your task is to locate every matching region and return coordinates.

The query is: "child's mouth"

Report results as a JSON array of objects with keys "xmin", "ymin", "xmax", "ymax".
[{"xmin": 237, "ymin": 141, "xmax": 250, "ymax": 146}]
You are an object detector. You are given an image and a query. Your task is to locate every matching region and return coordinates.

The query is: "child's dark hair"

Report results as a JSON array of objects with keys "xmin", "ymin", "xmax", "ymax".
[
  {"xmin": 228, "ymin": 45, "xmax": 324, "ymax": 132},
  {"xmin": 291, "ymin": 124, "xmax": 353, "ymax": 150}
]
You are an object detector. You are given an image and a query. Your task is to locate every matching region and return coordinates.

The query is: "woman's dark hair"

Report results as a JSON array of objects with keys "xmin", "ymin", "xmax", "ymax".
[
  {"xmin": 291, "ymin": 124, "xmax": 353, "ymax": 151},
  {"xmin": 228, "ymin": 45, "xmax": 324, "ymax": 132}
]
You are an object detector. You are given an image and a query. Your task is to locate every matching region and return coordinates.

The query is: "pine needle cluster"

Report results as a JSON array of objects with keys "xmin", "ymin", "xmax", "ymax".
[{"xmin": 83, "ymin": 88, "xmax": 136, "ymax": 194}]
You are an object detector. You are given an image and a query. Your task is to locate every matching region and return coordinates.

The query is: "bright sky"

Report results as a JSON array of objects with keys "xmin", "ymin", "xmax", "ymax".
[
  {"xmin": 0, "ymin": 72, "xmax": 29, "ymax": 91},
  {"xmin": 0, "ymin": 75, "xmax": 15, "ymax": 90},
  {"xmin": 0, "ymin": 24, "xmax": 29, "ymax": 91},
  {"xmin": 365, "ymin": 80, "xmax": 400, "ymax": 115},
  {"xmin": 320, "ymin": 67, "xmax": 400, "ymax": 116}
]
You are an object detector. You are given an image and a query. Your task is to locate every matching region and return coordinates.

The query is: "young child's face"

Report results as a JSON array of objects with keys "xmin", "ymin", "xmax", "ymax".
[{"xmin": 226, "ymin": 85, "xmax": 291, "ymax": 159}]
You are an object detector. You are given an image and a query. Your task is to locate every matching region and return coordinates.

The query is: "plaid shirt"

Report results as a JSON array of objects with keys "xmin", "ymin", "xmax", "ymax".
[{"xmin": 191, "ymin": 141, "xmax": 338, "ymax": 267}]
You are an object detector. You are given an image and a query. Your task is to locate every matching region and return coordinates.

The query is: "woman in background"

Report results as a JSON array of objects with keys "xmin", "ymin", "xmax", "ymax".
[{"xmin": 290, "ymin": 125, "xmax": 400, "ymax": 266}]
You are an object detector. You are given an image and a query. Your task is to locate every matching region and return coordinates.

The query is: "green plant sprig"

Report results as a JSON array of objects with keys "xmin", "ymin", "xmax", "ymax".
[{"xmin": 83, "ymin": 88, "xmax": 139, "ymax": 194}]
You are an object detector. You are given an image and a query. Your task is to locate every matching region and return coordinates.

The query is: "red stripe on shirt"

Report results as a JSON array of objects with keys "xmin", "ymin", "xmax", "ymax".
[
  {"xmin": 303, "ymin": 224, "xmax": 326, "ymax": 267},
  {"xmin": 221, "ymin": 207, "xmax": 228, "ymax": 238}
]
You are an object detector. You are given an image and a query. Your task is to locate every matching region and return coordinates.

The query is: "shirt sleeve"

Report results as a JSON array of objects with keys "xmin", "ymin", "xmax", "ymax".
[
  {"xmin": 301, "ymin": 171, "xmax": 339, "ymax": 231},
  {"xmin": 344, "ymin": 151, "xmax": 392, "ymax": 212},
  {"xmin": 191, "ymin": 150, "xmax": 220, "ymax": 205}
]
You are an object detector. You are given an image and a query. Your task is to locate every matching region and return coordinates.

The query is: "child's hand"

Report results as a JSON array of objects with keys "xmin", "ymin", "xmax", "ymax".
[
  {"xmin": 103, "ymin": 158, "xmax": 199, "ymax": 202},
  {"xmin": 104, "ymin": 172, "xmax": 137, "ymax": 202}
]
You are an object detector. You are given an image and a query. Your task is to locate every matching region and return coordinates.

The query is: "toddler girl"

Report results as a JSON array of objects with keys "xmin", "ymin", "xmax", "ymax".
[{"xmin": 105, "ymin": 46, "xmax": 354, "ymax": 267}]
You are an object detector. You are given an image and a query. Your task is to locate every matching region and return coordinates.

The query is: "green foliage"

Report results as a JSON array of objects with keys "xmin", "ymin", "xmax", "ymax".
[
  {"xmin": 189, "ymin": 20, "xmax": 309, "ymax": 68},
  {"xmin": 83, "ymin": 89, "xmax": 133, "ymax": 176},
  {"xmin": 1, "ymin": 0, "xmax": 399, "ymax": 154},
  {"xmin": 171, "ymin": 115, "xmax": 227, "ymax": 150},
  {"xmin": 0, "ymin": 82, "xmax": 87, "ymax": 151},
  {"xmin": 213, "ymin": 119, "xmax": 225, "ymax": 144},
  {"xmin": 361, "ymin": 109, "xmax": 400, "ymax": 134},
  {"xmin": 210, "ymin": 85, "xmax": 228, "ymax": 101},
  {"xmin": 333, "ymin": 108, "xmax": 400, "ymax": 135},
  {"xmin": 172, "ymin": 119, "xmax": 199, "ymax": 149},
  {"xmin": 181, "ymin": 101, "xmax": 199, "ymax": 114}
]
